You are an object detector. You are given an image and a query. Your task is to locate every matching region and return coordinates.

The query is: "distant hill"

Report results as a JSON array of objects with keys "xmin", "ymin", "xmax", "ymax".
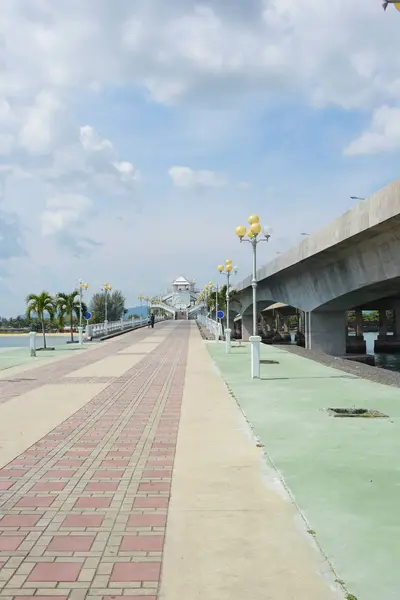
[{"xmin": 125, "ymin": 305, "xmax": 148, "ymax": 318}]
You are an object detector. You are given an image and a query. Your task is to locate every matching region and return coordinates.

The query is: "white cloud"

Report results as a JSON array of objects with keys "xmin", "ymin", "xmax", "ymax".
[
  {"xmin": 1, "ymin": 0, "xmax": 399, "ymax": 112},
  {"xmin": 344, "ymin": 105, "xmax": 400, "ymax": 156},
  {"xmin": 1, "ymin": 0, "xmax": 400, "ymax": 314},
  {"xmin": 113, "ymin": 161, "xmax": 138, "ymax": 182},
  {"xmin": 19, "ymin": 91, "xmax": 61, "ymax": 154},
  {"xmin": 168, "ymin": 166, "xmax": 226, "ymax": 188},
  {"xmin": 79, "ymin": 125, "xmax": 113, "ymax": 153},
  {"xmin": 41, "ymin": 193, "xmax": 92, "ymax": 236}
]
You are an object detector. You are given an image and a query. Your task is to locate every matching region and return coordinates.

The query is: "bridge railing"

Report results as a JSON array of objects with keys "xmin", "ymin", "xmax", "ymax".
[
  {"xmin": 149, "ymin": 303, "xmax": 175, "ymax": 317},
  {"xmin": 87, "ymin": 316, "xmax": 163, "ymax": 339},
  {"xmin": 197, "ymin": 314, "xmax": 222, "ymax": 340}
]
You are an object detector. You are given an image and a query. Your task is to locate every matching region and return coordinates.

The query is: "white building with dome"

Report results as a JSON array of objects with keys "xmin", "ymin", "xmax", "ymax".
[{"xmin": 162, "ymin": 276, "xmax": 199, "ymax": 317}]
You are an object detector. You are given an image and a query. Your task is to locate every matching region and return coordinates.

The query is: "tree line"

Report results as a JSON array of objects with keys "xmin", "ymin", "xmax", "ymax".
[{"xmin": 0, "ymin": 289, "xmax": 127, "ymax": 348}]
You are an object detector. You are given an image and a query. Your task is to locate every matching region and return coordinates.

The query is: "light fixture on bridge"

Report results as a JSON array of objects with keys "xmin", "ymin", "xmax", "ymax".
[
  {"xmin": 217, "ymin": 260, "xmax": 239, "ymax": 355},
  {"xmin": 77, "ymin": 280, "xmax": 89, "ymax": 344},
  {"xmin": 382, "ymin": 1, "xmax": 400, "ymax": 11},
  {"xmin": 236, "ymin": 214, "xmax": 273, "ymax": 379},
  {"xmin": 101, "ymin": 283, "xmax": 112, "ymax": 334}
]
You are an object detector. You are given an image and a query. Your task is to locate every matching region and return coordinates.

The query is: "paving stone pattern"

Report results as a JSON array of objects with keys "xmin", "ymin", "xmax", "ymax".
[
  {"xmin": 0, "ymin": 324, "xmax": 189, "ymax": 599},
  {"xmin": 0, "ymin": 329, "xmax": 152, "ymax": 404}
]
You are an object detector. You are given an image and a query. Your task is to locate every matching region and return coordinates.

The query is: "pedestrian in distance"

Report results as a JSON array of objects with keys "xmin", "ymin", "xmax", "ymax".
[
  {"xmin": 150, "ymin": 313, "xmax": 155, "ymax": 329},
  {"xmin": 148, "ymin": 315, "xmax": 151, "ymax": 328}
]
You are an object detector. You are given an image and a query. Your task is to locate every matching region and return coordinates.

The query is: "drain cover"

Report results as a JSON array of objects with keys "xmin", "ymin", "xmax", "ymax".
[
  {"xmin": 328, "ymin": 408, "xmax": 388, "ymax": 418},
  {"xmin": 260, "ymin": 360, "xmax": 279, "ymax": 364}
]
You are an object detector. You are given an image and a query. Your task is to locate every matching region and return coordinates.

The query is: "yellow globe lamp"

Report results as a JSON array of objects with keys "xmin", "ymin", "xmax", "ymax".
[
  {"xmin": 250, "ymin": 222, "xmax": 262, "ymax": 236},
  {"xmin": 225, "ymin": 263, "xmax": 233, "ymax": 272},
  {"xmin": 209, "ymin": 281, "xmax": 213, "ymax": 287},
  {"xmin": 225, "ymin": 259, "xmax": 232, "ymax": 265},
  {"xmin": 248, "ymin": 228, "xmax": 255, "ymax": 238},
  {"xmin": 396, "ymin": 2, "xmax": 400, "ymax": 11},
  {"xmin": 217, "ymin": 264, "xmax": 224, "ymax": 272},
  {"xmin": 236, "ymin": 225, "xmax": 247, "ymax": 239},
  {"xmin": 248, "ymin": 214, "xmax": 259, "ymax": 225}
]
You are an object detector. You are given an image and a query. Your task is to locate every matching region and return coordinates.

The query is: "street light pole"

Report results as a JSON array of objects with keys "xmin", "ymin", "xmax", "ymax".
[
  {"xmin": 77, "ymin": 280, "xmax": 89, "ymax": 345},
  {"xmin": 102, "ymin": 283, "xmax": 112, "ymax": 334},
  {"xmin": 217, "ymin": 260, "xmax": 238, "ymax": 354},
  {"xmin": 236, "ymin": 215, "xmax": 272, "ymax": 379}
]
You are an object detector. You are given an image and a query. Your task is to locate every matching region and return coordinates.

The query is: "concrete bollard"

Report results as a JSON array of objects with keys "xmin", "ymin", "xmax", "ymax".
[
  {"xmin": 225, "ymin": 328, "xmax": 231, "ymax": 355},
  {"xmin": 250, "ymin": 335, "xmax": 261, "ymax": 379},
  {"xmin": 29, "ymin": 331, "xmax": 37, "ymax": 357},
  {"xmin": 78, "ymin": 326, "xmax": 83, "ymax": 345}
]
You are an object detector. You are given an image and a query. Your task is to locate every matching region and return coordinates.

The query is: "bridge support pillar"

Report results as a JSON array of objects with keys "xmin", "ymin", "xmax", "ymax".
[
  {"xmin": 346, "ymin": 308, "xmax": 366, "ymax": 354},
  {"xmin": 241, "ymin": 314, "xmax": 253, "ymax": 342},
  {"xmin": 375, "ymin": 303, "xmax": 400, "ymax": 353},
  {"xmin": 306, "ymin": 310, "xmax": 347, "ymax": 356}
]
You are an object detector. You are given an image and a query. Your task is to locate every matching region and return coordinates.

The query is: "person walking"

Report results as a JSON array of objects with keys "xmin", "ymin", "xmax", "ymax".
[
  {"xmin": 150, "ymin": 313, "xmax": 155, "ymax": 329},
  {"xmin": 148, "ymin": 314, "xmax": 151, "ymax": 328}
]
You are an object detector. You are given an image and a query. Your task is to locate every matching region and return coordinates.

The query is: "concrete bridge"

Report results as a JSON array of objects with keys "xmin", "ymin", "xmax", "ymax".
[{"xmin": 235, "ymin": 178, "xmax": 400, "ymax": 355}]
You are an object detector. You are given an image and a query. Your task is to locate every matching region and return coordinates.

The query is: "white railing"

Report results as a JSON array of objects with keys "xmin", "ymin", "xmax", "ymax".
[
  {"xmin": 197, "ymin": 314, "xmax": 222, "ymax": 340},
  {"xmin": 148, "ymin": 303, "xmax": 176, "ymax": 317},
  {"xmin": 87, "ymin": 316, "xmax": 163, "ymax": 339}
]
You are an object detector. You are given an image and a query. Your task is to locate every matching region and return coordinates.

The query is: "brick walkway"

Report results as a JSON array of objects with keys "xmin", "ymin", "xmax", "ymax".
[
  {"xmin": 0, "ymin": 324, "xmax": 189, "ymax": 599},
  {"xmin": 0, "ymin": 326, "xmax": 154, "ymax": 404}
]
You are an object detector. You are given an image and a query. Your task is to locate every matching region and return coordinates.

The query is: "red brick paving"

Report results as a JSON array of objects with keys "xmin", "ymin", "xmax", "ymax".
[
  {"xmin": 110, "ymin": 561, "xmax": 161, "ymax": 582},
  {"xmin": 120, "ymin": 535, "xmax": 164, "ymax": 552},
  {"xmin": 0, "ymin": 323, "xmax": 189, "ymax": 599},
  {"xmin": 47, "ymin": 535, "xmax": 95, "ymax": 552},
  {"xmin": 28, "ymin": 561, "xmax": 82, "ymax": 582}
]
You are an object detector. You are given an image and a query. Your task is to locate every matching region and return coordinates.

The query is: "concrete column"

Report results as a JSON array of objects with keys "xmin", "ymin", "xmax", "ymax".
[
  {"xmin": 298, "ymin": 311, "xmax": 305, "ymax": 334},
  {"xmin": 393, "ymin": 302, "xmax": 400, "ymax": 337},
  {"xmin": 242, "ymin": 314, "xmax": 253, "ymax": 342},
  {"xmin": 355, "ymin": 308, "xmax": 364, "ymax": 336},
  {"xmin": 283, "ymin": 316, "xmax": 289, "ymax": 333},
  {"xmin": 379, "ymin": 309, "xmax": 387, "ymax": 337},
  {"xmin": 307, "ymin": 310, "xmax": 347, "ymax": 355}
]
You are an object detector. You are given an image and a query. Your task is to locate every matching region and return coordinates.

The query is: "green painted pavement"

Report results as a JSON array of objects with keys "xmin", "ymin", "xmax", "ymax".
[
  {"xmin": 0, "ymin": 343, "xmax": 95, "ymax": 372},
  {"xmin": 208, "ymin": 342, "xmax": 400, "ymax": 600}
]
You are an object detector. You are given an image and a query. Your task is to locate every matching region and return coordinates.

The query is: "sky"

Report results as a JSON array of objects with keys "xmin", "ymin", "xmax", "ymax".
[{"xmin": 1, "ymin": 0, "xmax": 400, "ymax": 315}]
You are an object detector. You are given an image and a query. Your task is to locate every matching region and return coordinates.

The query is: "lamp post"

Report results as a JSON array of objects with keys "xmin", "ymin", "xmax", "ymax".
[
  {"xmin": 78, "ymin": 280, "xmax": 89, "ymax": 345},
  {"xmin": 208, "ymin": 281, "xmax": 219, "ymax": 342},
  {"xmin": 78, "ymin": 281, "xmax": 89, "ymax": 328},
  {"xmin": 102, "ymin": 283, "xmax": 112, "ymax": 334},
  {"xmin": 138, "ymin": 295, "xmax": 144, "ymax": 323},
  {"xmin": 217, "ymin": 260, "xmax": 238, "ymax": 354},
  {"xmin": 236, "ymin": 215, "xmax": 272, "ymax": 379}
]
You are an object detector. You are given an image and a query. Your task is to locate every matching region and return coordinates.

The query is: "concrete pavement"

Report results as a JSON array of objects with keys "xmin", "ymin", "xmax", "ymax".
[
  {"xmin": 0, "ymin": 322, "xmax": 341, "ymax": 600},
  {"xmin": 161, "ymin": 327, "xmax": 340, "ymax": 600}
]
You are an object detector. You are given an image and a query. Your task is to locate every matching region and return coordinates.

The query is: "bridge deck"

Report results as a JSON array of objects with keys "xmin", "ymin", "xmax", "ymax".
[{"xmin": 0, "ymin": 323, "xmax": 338, "ymax": 600}]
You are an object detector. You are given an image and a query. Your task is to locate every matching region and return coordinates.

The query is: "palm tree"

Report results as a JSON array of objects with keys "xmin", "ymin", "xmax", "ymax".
[
  {"xmin": 26, "ymin": 292, "xmax": 56, "ymax": 349},
  {"xmin": 57, "ymin": 292, "xmax": 87, "ymax": 342}
]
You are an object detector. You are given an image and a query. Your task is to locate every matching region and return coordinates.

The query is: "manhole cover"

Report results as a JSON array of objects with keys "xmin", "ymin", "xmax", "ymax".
[
  {"xmin": 328, "ymin": 408, "xmax": 388, "ymax": 418},
  {"xmin": 260, "ymin": 360, "xmax": 279, "ymax": 364}
]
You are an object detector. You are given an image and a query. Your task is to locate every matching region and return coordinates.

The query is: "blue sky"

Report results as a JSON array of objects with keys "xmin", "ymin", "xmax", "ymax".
[{"xmin": 1, "ymin": 0, "xmax": 400, "ymax": 315}]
